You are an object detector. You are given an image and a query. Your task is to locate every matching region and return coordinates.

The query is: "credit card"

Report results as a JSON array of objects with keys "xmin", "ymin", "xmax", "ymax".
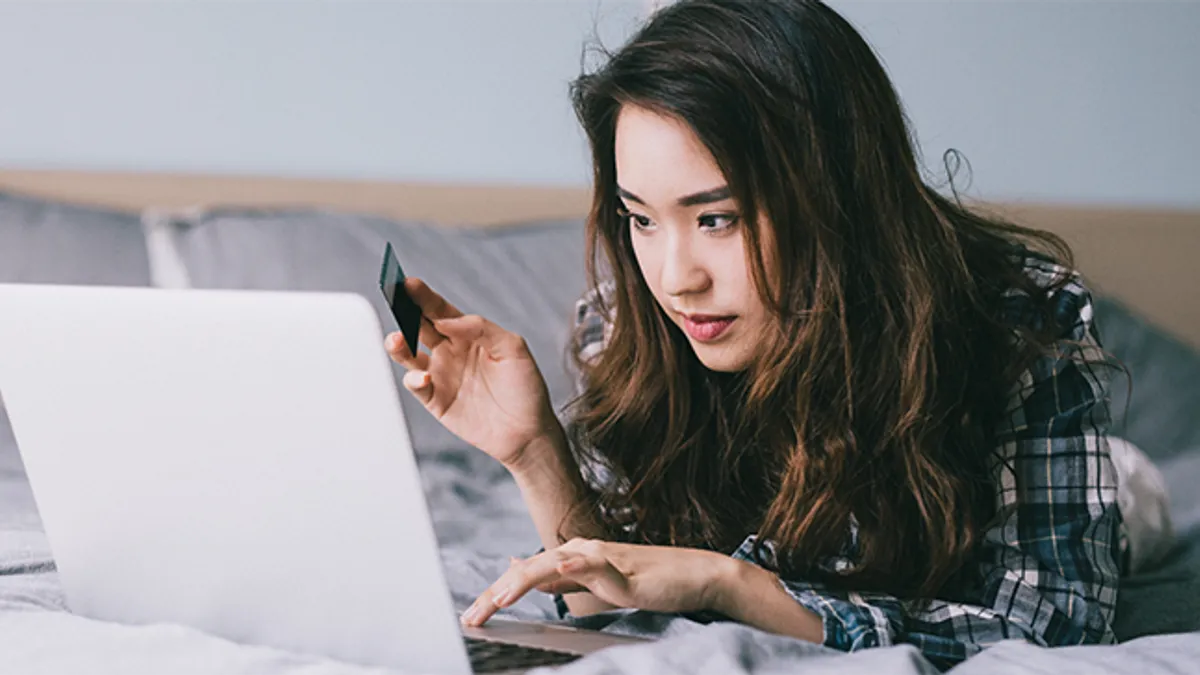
[{"xmin": 378, "ymin": 242, "xmax": 422, "ymax": 358}]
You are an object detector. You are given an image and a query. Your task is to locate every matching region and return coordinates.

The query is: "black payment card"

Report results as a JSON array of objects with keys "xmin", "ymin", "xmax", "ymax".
[{"xmin": 378, "ymin": 242, "xmax": 422, "ymax": 358}]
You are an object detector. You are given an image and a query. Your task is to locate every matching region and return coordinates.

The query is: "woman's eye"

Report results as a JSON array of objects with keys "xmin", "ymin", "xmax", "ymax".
[
  {"xmin": 619, "ymin": 209, "xmax": 655, "ymax": 231},
  {"xmin": 699, "ymin": 213, "xmax": 739, "ymax": 232}
]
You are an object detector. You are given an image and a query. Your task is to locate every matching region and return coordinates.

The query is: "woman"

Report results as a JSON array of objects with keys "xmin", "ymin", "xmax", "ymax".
[{"xmin": 385, "ymin": 0, "xmax": 1122, "ymax": 668}]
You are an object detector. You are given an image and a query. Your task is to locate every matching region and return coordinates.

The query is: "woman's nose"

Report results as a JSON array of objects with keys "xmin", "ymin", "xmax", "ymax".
[{"xmin": 659, "ymin": 234, "xmax": 709, "ymax": 298}]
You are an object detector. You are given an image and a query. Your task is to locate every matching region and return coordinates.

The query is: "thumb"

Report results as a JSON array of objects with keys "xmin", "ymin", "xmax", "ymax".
[{"xmin": 402, "ymin": 369, "xmax": 434, "ymax": 406}]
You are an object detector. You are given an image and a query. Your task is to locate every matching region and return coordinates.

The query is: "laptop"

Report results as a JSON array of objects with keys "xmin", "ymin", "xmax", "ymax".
[{"xmin": 0, "ymin": 283, "xmax": 645, "ymax": 674}]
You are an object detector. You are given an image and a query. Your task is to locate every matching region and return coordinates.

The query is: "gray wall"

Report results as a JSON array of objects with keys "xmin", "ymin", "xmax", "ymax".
[
  {"xmin": 829, "ymin": 1, "xmax": 1200, "ymax": 208},
  {"xmin": 0, "ymin": 0, "xmax": 646, "ymax": 186},
  {"xmin": 1, "ymin": 1, "xmax": 1197, "ymax": 207}
]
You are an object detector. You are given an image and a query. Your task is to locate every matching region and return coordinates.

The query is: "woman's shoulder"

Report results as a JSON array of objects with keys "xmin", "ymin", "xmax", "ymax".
[{"xmin": 1001, "ymin": 251, "xmax": 1097, "ymax": 344}]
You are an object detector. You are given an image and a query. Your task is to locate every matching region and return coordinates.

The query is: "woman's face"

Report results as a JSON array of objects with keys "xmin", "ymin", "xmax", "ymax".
[{"xmin": 614, "ymin": 104, "xmax": 769, "ymax": 373}]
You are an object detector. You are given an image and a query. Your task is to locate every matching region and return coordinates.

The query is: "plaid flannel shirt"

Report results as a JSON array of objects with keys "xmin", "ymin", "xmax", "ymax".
[{"xmin": 565, "ymin": 258, "xmax": 1123, "ymax": 669}]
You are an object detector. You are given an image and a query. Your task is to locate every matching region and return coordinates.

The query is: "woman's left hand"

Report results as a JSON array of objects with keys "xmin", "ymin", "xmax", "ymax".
[{"xmin": 460, "ymin": 539, "xmax": 741, "ymax": 627}]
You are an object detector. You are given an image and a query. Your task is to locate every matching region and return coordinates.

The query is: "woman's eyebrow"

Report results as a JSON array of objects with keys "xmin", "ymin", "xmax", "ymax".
[{"xmin": 617, "ymin": 186, "xmax": 732, "ymax": 208}]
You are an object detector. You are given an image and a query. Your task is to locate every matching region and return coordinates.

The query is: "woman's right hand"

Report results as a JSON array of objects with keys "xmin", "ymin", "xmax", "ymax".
[{"xmin": 385, "ymin": 278, "xmax": 561, "ymax": 471}]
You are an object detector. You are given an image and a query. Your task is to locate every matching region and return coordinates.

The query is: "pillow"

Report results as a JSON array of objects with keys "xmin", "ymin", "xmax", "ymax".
[
  {"xmin": 1093, "ymin": 297, "xmax": 1200, "ymax": 461},
  {"xmin": 1159, "ymin": 448, "xmax": 1200, "ymax": 540},
  {"xmin": 156, "ymin": 212, "xmax": 1200, "ymax": 473},
  {"xmin": 0, "ymin": 192, "xmax": 152, "ymax": 287},
  {"xmin": 0, "ymin": 191, "xmax": 154, "ymax": 474},
  {"xmin": 163, "ymin": 208, "xmax": 588, "ymax": 460}
]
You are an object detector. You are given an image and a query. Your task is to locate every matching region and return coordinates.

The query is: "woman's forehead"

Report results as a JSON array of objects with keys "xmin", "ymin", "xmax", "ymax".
[{"xmin": 614, "ymin": 105, "xmax": 727, "ymax": 209}]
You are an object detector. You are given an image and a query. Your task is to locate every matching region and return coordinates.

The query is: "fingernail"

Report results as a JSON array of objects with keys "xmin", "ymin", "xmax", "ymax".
[
  {"xmin": 387, "ymin": 333, "xmax": 400, "ymax": 350},
  {"xmin": 404, "ymin": 370, "xmax": 427, "ymax": 389}
]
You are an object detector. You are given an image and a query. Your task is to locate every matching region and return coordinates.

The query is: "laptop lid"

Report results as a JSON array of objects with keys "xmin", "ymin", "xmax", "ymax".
[{"xmin": 0, "ymin": 284, "xmax": 472, "ymax": 675}]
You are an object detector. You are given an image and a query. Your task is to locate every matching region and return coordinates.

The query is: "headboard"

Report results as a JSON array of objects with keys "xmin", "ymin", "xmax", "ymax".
[{"xmin": 2, "ymin": 169, "xmax": 1197, "ymax": 348}]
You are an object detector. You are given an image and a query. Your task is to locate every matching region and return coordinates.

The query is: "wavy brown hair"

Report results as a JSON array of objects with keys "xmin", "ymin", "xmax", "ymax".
[{"xmin": 564, "ymin": 0, "xmax": 1083, "ymax": 599}]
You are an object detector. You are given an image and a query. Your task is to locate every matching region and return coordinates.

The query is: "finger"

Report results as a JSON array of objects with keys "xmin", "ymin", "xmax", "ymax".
[
  {"xmin": 556, "ymin": 555, "xmax": 593, "ymax": 577},
  {"xmin": 534, "ymin": 579, "xmax": 588, "ymax": 595},
  {"xmin": 402, "ymin": 369, "xmax": 434, "ymax": 406},
  {"xmin": 555, "ymin": 550, "xmax": 629, "ymax": 598},
  {"xmin": 417, "ymin": 314, "xmax": 446, "ymax": 350},
  {"xmin": 385, "ymin": 332, "xmax": 431, "ymax": 370},
  {"xmin": 461, "ymin": 553, "xmax": 567, "ymax": 626},
  {"xmin": 433, "ymin": 314, "xmax": 488, "ymax": 343},
  {"xmin": 405, "ymin": 278, "xmax": 463, "ymax": 320},
  {"xmin": 491, "ymin": 552, "xmax": 587, "ymax": 609},
  {"xmin": 435, "ymin": 315, "xmax": 528, "ymax": 360}
]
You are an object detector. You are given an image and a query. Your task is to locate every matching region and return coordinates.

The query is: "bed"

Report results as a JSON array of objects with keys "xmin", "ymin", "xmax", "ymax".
[{"xmin": 1, "ymin": 169, "xmax": 1198, "ymax": 674}]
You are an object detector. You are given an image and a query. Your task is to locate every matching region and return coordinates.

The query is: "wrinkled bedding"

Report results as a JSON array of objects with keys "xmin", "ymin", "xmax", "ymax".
[{"xmin": 2, "ymin": 448, "xmax": 1198, "ymax": 675}]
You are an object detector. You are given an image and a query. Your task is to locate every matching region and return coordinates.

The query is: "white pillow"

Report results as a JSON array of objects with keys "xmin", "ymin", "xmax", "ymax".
[
  {"xmin": 140, "ymin": 208, "xmax": 195, "ymax": 289},
  {"xmin": 1111, "ymin": 436, "xmax": 1176, "ymax": 572}
]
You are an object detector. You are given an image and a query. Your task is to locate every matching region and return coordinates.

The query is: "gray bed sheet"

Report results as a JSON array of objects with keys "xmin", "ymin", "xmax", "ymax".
[{"xmin": 2, "ymin": 453, "xmax": 1198, "ymax": 675}]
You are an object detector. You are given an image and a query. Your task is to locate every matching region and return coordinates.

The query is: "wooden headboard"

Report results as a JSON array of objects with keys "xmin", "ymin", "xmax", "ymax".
[
  {"xmin": 0, "ymin": 170, "xmax": 590, "ymax": 228},
  {"xmin": 2, "ymin": 169, "xmax": 1198, "ymax": 348}
]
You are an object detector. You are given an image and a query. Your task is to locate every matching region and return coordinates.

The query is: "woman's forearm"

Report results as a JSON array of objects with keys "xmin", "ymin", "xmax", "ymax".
[
  {"xmin": 507, "ymin": 424, "xmax": 616, "ymax": 616},
  {"xmin": 712, "ymin": 558, "xmax": 825, "ymax": 643}
]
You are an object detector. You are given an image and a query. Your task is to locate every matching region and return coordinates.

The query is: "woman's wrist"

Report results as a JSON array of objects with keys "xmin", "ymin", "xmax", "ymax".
[
  {"xmin": 707, "ymin": 555, "xmax": 761, "ymax": 616},
  {"xmin": 709, "ymin": 557, "xmax": 825, "ymax": 643},
  {"xmin": 506, "ymin": 423, "xmax": 576, "ymax": 491}
]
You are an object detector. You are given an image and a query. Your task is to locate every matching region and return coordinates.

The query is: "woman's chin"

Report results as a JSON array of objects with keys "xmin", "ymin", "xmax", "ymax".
[{"xmin": 691, "ymin": 341, "xmax": 754, "ymax": 373}]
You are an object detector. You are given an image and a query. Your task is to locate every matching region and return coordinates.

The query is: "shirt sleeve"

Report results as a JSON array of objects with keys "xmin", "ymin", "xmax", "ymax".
[{"xmin": 737, "ymin": 279, "xmax": 1123, "ymax": 670}]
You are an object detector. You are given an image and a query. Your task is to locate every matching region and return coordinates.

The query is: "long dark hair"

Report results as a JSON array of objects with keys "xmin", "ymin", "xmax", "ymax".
[{"xmin": 565, "ymin": 0, "xmax": 1078, "ymax": 598}]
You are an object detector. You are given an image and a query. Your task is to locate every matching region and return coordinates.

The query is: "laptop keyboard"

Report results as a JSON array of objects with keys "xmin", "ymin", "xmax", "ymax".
[{"xmin": 465, "ymin": 636, "xmax": 581, "ymax": 673}]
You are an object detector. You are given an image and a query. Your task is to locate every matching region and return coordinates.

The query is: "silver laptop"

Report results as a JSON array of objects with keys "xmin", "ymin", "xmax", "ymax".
[{"xmin": 0, "ymin": 283, "xmax": 643, "ymax": 674}]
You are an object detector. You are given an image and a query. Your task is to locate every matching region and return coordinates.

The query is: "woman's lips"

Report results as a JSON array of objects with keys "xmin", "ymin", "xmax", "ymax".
[{"xmin": 681, "ymin": 314, "xmax": 736, "ymax": 342}]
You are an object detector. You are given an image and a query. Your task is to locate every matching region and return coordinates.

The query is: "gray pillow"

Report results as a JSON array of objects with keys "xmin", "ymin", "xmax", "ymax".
[
  {"xmin": 0, "ymin": 192, "xmax": 152, "ymax": 286},
  {"xmin": 165, "ymin": 208, "xmax": 588, "ymax": 460},
  {"xmin": 0, "ymin": 192, "xmax": 154, "ymax": 474},
  {"xmin": 1093, "ymin": 297, "xmax": 1200, "ymax": 461},
  {"xmin": 1159, "ymin": 448, "xmax": 1200, "ymax": 539},
  {"xmin": 162, "ymin": 212, "xmax": 1200, "ymax": 465}
]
